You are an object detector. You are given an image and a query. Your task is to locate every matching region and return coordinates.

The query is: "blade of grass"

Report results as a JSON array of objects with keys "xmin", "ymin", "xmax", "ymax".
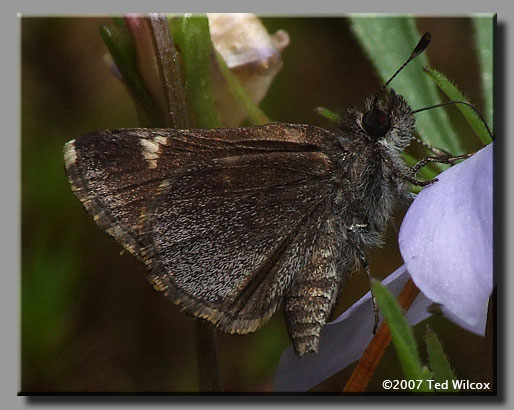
[
  {"xmin": 99, "ymin": 21, "xmax": 161, "ymax": 127},
  {"xmin": 344, "ymin": 278, "xmax": 420, "ymax": 393},
  {"xmin": 424, "ymin": 326, "xmax": 458, "ymax": 392},
  {"xmin": 472, "ymin": 14, "xmax": 494, "ymax": 127},
  {"xmin": 423, "ymin": 66, "xmax": 492, "ymax": 145},
  {"xmin": 170, "ymin": 14, "xmax": 222, "ymax": 128},
  {"xmin": 371, "ymin": 279, "xmax": 432, "ymax": 392}
]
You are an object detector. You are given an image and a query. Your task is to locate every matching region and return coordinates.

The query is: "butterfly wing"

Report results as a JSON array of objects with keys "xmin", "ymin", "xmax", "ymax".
[
  {"xmin": 65, "ymin": 128, "xmax": 173, "ymax": 258},
  {"xmin": 64, "ymin": 124, "xmax": 330, "ymax": 257},
  {"xmin": 140, "ymin": 150, "xmax": 337, "ymax": 333},
  {"xmin": 65, "ymin": 124, "xmax": 340, "ymax": 333}
]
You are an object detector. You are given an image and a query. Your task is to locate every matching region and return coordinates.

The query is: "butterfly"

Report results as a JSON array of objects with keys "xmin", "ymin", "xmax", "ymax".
[{"xmin": 64, "ymin": 32, "xmax": 466, "ymax": 357}]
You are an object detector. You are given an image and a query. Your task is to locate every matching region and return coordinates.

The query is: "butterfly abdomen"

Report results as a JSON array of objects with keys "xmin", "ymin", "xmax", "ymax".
[{"xmin": 283, "ymin": 218, "xmax": 343, "ymax": 357}]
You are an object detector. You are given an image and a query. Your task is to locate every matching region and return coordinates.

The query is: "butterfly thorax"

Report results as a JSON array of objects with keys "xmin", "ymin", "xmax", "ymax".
[{"xmin": 331, "ymin": 90, "xmax": 415, "ymax": 249}]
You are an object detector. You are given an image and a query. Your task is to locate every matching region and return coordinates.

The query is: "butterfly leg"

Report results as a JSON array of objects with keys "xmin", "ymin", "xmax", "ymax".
[
  {"xmin": 413, "ymin": 136, "xmax": 453, "ymax": 157},
  {"xmin": 409, "ymin": 153, "xmax": 473, "ymax": 176},
  {"xmin": 402, "ymin": 173, "xmax": 438, "ymax": 187},
  {"xmin": 347, "ymin": 223, "xmax": 380, "ymax": 334},
  {"xmin": 358, "ymin": 252, "xmax": 380, "ymax": 335},
  {"xmin": 401, "ymin": 152, "xmax": 473, "ymax": 187}
]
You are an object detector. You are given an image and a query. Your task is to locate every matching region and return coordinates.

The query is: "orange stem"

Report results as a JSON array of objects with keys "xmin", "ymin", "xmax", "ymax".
[{"xmin": 343, "ymin": 278, "xmax": 420, "ymax": 393}]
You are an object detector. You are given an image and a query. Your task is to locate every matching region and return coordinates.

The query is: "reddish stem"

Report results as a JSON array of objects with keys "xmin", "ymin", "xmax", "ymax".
[{"xmin": 343, "ymin": 278, "xmax": 420, "ymax": 393}]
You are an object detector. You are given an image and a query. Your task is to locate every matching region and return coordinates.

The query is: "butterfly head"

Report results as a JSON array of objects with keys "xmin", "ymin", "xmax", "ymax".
[
  {"xmin": 357, "ymin": 90, "xmax": 415, "ymax": 150},
  {"xmin": 354, "ymin": 32, "xmax": 431, "ymax": 145}
]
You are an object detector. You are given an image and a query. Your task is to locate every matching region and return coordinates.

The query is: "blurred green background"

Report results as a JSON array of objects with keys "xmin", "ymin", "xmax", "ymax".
[{"xmin": 21, "ymin": 15, "xmax": 491, "ymax": 392}]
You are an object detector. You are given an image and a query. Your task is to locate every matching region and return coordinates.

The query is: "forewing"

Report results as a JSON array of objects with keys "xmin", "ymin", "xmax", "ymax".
[
  {"xmin": 140, "ymin": 151, "xmax": 336, "ymax": 334},
  {"xmin": 64, "ymin": 129, "xmax": 173, "ymax": 258},
  {"xmin": 63, "ymin": 124, "xmax": 337, "ymax": 259}
]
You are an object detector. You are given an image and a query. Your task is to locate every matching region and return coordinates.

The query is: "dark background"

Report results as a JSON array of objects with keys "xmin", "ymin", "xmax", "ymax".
[{"xmin": 21, "ymin": 16, "xmax": 490, "ymax": 392}]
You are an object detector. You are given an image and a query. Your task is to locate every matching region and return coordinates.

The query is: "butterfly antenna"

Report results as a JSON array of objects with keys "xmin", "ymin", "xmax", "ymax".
[
  {"xmin": 413, "ymin": 100, "xmax": 494, "ymax": 139},
  {"xmin": 372, "ymin": 32, "xmax": 432, "ymax": 106}
]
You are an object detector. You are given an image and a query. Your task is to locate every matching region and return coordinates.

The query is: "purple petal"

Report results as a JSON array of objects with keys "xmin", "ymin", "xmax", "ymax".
[
  {"xmin": 399, "ymin": 143, "xmax": 493, "ymax": 333},
  {"xmin": 273, "ymin": 264, "xmax": 488, "ymax": 392},
  {"xmin": 274, "ymin": 265, "xmax": 434, "ymax": 392}
]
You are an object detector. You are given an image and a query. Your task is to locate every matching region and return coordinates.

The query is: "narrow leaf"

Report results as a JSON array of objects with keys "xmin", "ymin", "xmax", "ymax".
[
  {"xmin": 425, "ymin": 327, "xmax": 458, "ymax": 392},
  {"xmin": 99, "ymin": 22, "xmax": 160, "ymax": 126},
  {"xmin": 171, "ymin": 14, "xmax": 222, "ymax": 128},
  {"xmin": 472, "ymin": 15, "xmax": 494, "ymax": 127},
  {"xmin": 344, "ymin": 277, "xmax": 420, "ymax": 393},
  {"xmin": 424, "ymin": 66, "xmax": 492, "ymax": 145},
  {"xmin": 371, "ymin": 279, "xmax": 432, "ymax": 392}
]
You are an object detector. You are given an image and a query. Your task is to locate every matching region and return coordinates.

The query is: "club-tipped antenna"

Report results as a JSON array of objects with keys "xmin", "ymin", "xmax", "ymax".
[{"xmin": 372, "ymin": 32, "xmax": 432, "ymax": 106}]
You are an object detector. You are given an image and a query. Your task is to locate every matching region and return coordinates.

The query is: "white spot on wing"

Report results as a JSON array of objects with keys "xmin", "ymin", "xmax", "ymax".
[
  {"xmin": 63, "ymin": 139, "xmax": 77, "ymax": 169},
  {"xmin": 154, "ymin": 135, "xmax": 168, "ymax": 146},
  {"xmin": 140, "ymin": 138, "xmax": 159, "ymax": 154},
  {"xmin": 140, "ymin": 136, "xmax": 166, "ymax": 169}
]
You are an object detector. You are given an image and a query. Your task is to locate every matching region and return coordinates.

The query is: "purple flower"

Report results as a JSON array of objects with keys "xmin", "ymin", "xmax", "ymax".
[
  {"xmin": 274, "ymin": 143, "xmax": 493, "ymax": 392},
  {"xmin": 399, "ymin": 143, "xmax": 493, "ymax": 332}
]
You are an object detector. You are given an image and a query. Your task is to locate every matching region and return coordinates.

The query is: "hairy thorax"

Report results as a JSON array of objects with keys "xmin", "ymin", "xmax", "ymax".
[{"xmin": 331, "ymin": 138, "xmax": 407, "ymax": 250}]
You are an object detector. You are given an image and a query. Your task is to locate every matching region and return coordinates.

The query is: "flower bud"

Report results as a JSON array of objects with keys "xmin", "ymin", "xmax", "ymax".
[{"xmin": 208, "ymin": 13, "xmax": 289, "ymax": 126}]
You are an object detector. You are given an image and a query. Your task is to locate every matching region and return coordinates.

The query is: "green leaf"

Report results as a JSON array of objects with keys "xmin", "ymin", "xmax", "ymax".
[
  {"xmin": 424, "ymin": 327, "xmax": 458, "ymax": 392},
  {"xmin": 214, "ymin": 50, "xmax": 270, "ymax": 126},
  {"xmin": 170, "ymin": 14, "xmax": 222, "ymax": 128},
  {"xmin": 371, "ymin": 280, "xmax": 432, "ymax": 392},
  {"xmin": 349, "ymin": 16, "xmax": 462, "ymax": 155},
  {"xmin": 472, "ymin": 14, "xmax": 494, "ymax": 127},
  {"xmin": 424, "ymin": 66, "xmax": 492, "ymax": 145},
  {"xmin": 99, "ymin": 21, "xmax": 161, "ymax": 126}
]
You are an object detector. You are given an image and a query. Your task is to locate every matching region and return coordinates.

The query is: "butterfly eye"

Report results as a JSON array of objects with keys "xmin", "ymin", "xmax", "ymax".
[{"xmin": 362, "ymin": 108, "xmax": 391, "ymax": 139}]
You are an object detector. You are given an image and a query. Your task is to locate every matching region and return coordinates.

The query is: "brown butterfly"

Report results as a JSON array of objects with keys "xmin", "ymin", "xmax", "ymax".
[{"xmin": 64, "ymin": 33, "xmax": 469, "ymax": 356}]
